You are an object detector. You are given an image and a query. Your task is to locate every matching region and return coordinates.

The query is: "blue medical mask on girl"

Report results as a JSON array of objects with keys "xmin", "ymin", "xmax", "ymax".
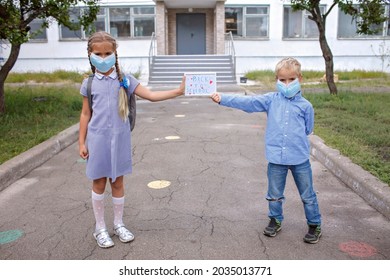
[
  {"xmin": 276, "ymin": 78, "xmax": 301, "ymax": 98},
  {"xmin": 90, "ymin": 53, "xmax": 116, "ymax": 73}
]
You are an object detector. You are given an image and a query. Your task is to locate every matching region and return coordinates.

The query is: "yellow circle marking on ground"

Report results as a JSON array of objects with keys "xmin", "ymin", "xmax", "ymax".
[
  {"xmin": 165, "ymin": 136, "xmax": 181, "ymax": 140},
  {"xmin": 174, "ymin": 114, "xmax": 186, "ymax": 118},
  {"xmin": 147, "ymin": 180, "xmax": 171, "ymax": 189}
]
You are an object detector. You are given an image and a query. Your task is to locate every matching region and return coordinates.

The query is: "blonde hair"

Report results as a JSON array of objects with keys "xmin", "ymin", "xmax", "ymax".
[
  {"xmin": 87, "ymin": 31, "xmax": 129, "ymax": 122},
  {"xmin": 275, "ymin": 57, "xmax": 302, "ymax": 78}
]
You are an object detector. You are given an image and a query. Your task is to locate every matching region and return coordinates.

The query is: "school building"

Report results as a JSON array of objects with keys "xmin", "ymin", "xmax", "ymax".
[{"xmin": 1, "ymin": 0, "xmax": 389, "ymax": 84}]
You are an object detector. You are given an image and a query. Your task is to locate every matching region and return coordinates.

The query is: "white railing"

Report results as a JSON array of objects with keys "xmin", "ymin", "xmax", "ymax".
[
  {"xmin": 148, "ymin": 32, "xmax": 156, "ymax": 76},
  {"xmin": 225, "ymin": 32, "xmax": 236, "ymax": 77}
]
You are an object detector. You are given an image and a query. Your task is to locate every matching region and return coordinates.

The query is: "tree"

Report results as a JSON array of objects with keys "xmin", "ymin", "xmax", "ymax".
[
  {"xmin": 0, "ymin": 0, "xmax": 100, "ymax": 114},
  {"xmin": 290, "ymin": 0, "xmax": 389, "ymax": 95}
]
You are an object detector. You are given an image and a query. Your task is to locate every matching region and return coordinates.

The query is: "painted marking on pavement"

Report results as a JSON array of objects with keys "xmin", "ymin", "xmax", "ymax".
[
  {"xmin": 147, "ymin": 180, "xmax": 171, "ymax": 189},
  {"xmin": 0, "ymin": 230, "xmax": 24, "ymax": 245},
  {"xmin": 174, "ymin": 114, "xmax": 186, "ymax": 118},
  {"xmin": 339, "ymin": 241, "xmax": 377, "ymax": 257},
  {"xmin": 165, "ymin": 136, "xmax": 181, "ymax": 140}
]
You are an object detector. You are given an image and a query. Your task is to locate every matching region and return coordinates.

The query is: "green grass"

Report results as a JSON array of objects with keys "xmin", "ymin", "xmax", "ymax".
[
  {"xmin": 305, "ymin": 91, "xmax": 390, "ymax": 185},
  {"xmin": 0, "ymin": 85, "xmax": 81, "ymax": 163},
  {"xmin": 5, "ymin": 70, "xmax": 85, "ymax": 83},
  {"xmin": 336, "ymin": 70, "xmax": 388, "ymax": 80},
  {"xmin": 244, "ymin": 69, "xmax": 388, "ymax": 82},
  {"xmin": 5, "ymin": 69, "xmax": 142, "ymax": 84}
]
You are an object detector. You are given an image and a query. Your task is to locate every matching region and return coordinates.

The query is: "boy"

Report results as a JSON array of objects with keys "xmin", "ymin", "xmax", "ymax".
[{"xmin": 211, "ymin": 57, "xmax": 322, "ymax": 244}]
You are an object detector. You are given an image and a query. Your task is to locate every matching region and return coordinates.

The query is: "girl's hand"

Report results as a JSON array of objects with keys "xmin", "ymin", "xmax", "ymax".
[
  {"xmin": 179, "ymin": 75, "xmax": 186, "ymax": 95},
  {"xmin": 79, "ymin": 144, "xmax": 89, "ymax": 159},
  {"xmin": 211, "ymin": 92, "xmax": 221, "ymax": 103}
]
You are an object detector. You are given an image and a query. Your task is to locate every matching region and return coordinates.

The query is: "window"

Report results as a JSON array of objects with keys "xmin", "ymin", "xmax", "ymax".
[
  {"xmin": 90, "ymin": 8, "xmax": 107, "ymax": 35},
  {"xmin": 338, "ymin": 5, "xmax": 389, "ymax": 38},
  {"xmin": 387, "ymin": 5, "xmax": 390, "ymax": 36},
  {"xmin": 225, "ymin": 6, "xmax": 269, "ymax": 38},
  {"xmin": 59, "ymin": 7, "xmax": 83, "ymax": 39},
  {"xmin": 283, "ymin": 6, "xmax": 325, "ymax": 39},
  {"xmin": 109, "ymin": 8, "xmax": 131, "ymax": 38},
  {"xmin": 60, "ymin": 6, "xmax": 155, "ymax": 40},
  {"xmin": 29, "ymin": 18, "xmax": 47, "ymax": 41},
  {"xmin": 132, "ymin": 7, "xmax": 155, "ymax": 37}
]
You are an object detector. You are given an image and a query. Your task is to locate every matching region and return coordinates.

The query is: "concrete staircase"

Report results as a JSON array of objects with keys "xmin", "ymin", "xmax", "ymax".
[{"xmin": 148, "ymin": 55, "xmax": 236, "ymax": 85}]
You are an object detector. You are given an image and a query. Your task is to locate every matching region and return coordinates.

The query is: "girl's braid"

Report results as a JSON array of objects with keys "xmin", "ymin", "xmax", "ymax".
[
  {"xmin": 87, "ymin": 31, "xmax": 128, "ymax": 121},
  {"xmin": 115, "ymin": 52, "xmax": 122, "ymax": 82},
  {"xmin": 89, "ymin": 57, "xmax": 96, "ymax": 74},
  {"xmin": 115, "ymin": 49, "xmax": 129, "ymax": 121}
]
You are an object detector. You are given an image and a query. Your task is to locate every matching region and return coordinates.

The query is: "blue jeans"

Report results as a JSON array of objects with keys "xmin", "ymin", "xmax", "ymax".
[{"xmin": 266, "ymin": 160, "xmax": 321, "ymax": 225}]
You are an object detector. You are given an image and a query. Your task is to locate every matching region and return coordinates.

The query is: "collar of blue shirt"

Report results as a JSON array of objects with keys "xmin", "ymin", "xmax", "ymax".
[{"xmin": 95, "ymin": 68, "xmax": 118, "ymax": 80}]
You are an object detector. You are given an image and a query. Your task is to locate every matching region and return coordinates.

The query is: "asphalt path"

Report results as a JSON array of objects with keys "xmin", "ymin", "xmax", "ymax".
[{"xmin": 1, "ymin": 95, "xmax": 389, "ymax": 263}]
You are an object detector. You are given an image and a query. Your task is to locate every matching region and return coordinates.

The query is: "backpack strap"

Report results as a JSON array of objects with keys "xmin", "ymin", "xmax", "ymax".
[
  {"xmin": 121, "ymin": 73, "xmax": 136, "ymax": 131},
  {"xmin": 86, "ymin": 74, "xmax": 94, "ymax": 113}
]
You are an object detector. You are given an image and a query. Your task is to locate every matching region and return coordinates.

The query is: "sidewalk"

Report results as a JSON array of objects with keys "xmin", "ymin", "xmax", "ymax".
[
  {"xmin": 0, "ymin": 86, "xmax": 389, "ymax": 260},
  {"xmin": 3, "ymin": 83, "xmax": 388, "ymax": 219}
]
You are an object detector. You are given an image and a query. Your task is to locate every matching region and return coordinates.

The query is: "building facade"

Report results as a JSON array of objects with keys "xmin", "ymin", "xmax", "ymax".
[{"xmin": 1, "ymin": 0, "xmax": 390, "ymax": 78}]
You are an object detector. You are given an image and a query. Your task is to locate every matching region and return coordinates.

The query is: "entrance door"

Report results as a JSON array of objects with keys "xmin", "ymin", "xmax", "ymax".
[{"xmin": 176, "ymin": 13, "xmax": 206, "ymax": 55}]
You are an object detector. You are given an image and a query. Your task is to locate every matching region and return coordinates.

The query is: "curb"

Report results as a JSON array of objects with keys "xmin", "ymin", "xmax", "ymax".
[
  {"xmin": 0, "ymin": 124, "xmax": 79, "ymax": 192},
  {"xmin": 310, "ymin": 134, "xmax": 390, "ymax": 220}
]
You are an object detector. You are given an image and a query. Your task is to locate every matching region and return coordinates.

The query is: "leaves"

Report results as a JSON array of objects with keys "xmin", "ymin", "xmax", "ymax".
[
  {"xmin": 291, "ymin": 0, "xmax": 389, "ymax": 35},
  {"xmin": 0, "ymin": 0, "xmax": 100, "ymax": 114},
  {"xmin": 0, "ymin": 0, "xmax": 100, "ymax": 45}
]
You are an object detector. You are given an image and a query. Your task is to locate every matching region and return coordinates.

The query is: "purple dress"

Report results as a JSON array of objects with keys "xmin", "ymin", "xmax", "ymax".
[{"xmin": 80, "ymin": 71, "xmax": 139, "ymax": 182}]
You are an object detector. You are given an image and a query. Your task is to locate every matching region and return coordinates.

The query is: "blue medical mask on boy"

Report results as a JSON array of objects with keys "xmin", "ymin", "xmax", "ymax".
[
  {"xmin": 90, "ymin": 53, "xmax": 116, "ymax": 73},
  {"xmin": 276, "ymin": 78, "xmax": 301, "ymax": 98}
]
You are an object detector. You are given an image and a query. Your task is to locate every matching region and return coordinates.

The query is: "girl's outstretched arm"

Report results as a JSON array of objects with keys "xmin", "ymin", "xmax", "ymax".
[{"xmin": 134, "ymin": 76, "xmax": 185, "ymax": 102}]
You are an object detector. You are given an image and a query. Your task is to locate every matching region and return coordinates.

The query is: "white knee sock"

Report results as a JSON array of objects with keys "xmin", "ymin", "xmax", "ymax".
[
  {"xmin": 113, "ymin": 196, "xmax": 125, "ymax": 226},
  {"xmin": 92, "ymin": 191, "xmax": 106, "ymax": 231}
]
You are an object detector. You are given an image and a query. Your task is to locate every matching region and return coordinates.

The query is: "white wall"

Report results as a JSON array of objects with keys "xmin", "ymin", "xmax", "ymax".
[
  {"xmin": 232, "ymin": 0, "xmax": 389, "ymax": 74},
  {"xmin": 1, "ymin": 8, "xmax": 152, "ymax": 75},
  {"xmin": 1, "ymin": 0, "xmax": 389, "ymax": 77}
]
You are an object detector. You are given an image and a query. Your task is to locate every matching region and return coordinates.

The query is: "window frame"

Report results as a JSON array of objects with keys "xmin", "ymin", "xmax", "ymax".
[
  {"xmin": 28, "ymin": 18, "xmax": 48, "ymax": 43},
  {"xmin": 337, "ymin": 4, "xmax": 390, "ymax": 39},
  {"xmin": 225, "ymin": 5, "xmax": 270, "ymax": 40},
  {"xmin": 282, "ymin": 5, "xmax": 326, "ymax": 40},
  {"xmin": 59, "ymin": 5, "xmax": 155, "ymax": 41},
  {"xmin": 130, "ymin": 6, "xmax": 156, "ymax": 38},
  {"xmin": 59, "ymin": 7, "xmax": 84, "ymax": 41}
]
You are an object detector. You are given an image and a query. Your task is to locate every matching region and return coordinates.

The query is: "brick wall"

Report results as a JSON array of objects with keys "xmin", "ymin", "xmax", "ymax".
[
  {"xmin": 154, "ymin": 1, "xmax": 226, "ymax": 55},
  {"xmin": 166, "ymin": 9, "xmax": 214, "ymax": 55}
]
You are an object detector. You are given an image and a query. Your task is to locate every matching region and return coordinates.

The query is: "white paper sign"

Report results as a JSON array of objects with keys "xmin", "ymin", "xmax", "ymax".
[{"xmin": 185, "ymin": 72, "xmax": 217, "ymax": 96}]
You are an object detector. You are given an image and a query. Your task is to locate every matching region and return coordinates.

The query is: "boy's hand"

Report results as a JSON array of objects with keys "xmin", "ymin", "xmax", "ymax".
[{"xmin": 211, "ymin": 92, "xmax": 221, "ymax": 103}]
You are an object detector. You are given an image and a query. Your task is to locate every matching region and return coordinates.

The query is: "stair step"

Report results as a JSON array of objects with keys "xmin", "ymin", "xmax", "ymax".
[
  {"xmin": 149, "ymin": 55, "xmax": 236, "ymax": 85},
  {"xmin": 149, "ymin": 69, "xmax": 233, "ymax": 76}
]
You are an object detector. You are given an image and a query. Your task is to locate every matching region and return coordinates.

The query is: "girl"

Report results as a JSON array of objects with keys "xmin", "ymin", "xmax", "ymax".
[{"xmin": 79, "ymin": 31, "xmax": 185, "ymax": 248}]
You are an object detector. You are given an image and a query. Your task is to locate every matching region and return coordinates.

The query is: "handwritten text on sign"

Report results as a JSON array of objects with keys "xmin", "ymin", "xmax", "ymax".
[{"xmin": 185, "ymin": 73, "xmax": 217, "ymax": 96}]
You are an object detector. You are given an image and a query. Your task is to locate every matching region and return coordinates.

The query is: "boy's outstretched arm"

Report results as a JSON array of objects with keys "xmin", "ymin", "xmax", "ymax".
[{"xmin": 211, "ymin": 92, "xmax": 269, "ymax": 113}]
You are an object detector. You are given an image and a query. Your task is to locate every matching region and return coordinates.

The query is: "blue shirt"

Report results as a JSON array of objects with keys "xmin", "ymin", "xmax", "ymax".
[{"xmin": 220, "ymin": 91, "xmax": 314, "ymax": 165}]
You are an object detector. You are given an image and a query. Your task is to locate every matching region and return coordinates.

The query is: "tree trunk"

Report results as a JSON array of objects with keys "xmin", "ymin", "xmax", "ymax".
[
  {"xmin": 316, "ymin": 18, "xmax": 338, "ymax": 95},
  {"xmin": 0, "ymin": 43, "xmax": 21, "ymax": 114}
]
